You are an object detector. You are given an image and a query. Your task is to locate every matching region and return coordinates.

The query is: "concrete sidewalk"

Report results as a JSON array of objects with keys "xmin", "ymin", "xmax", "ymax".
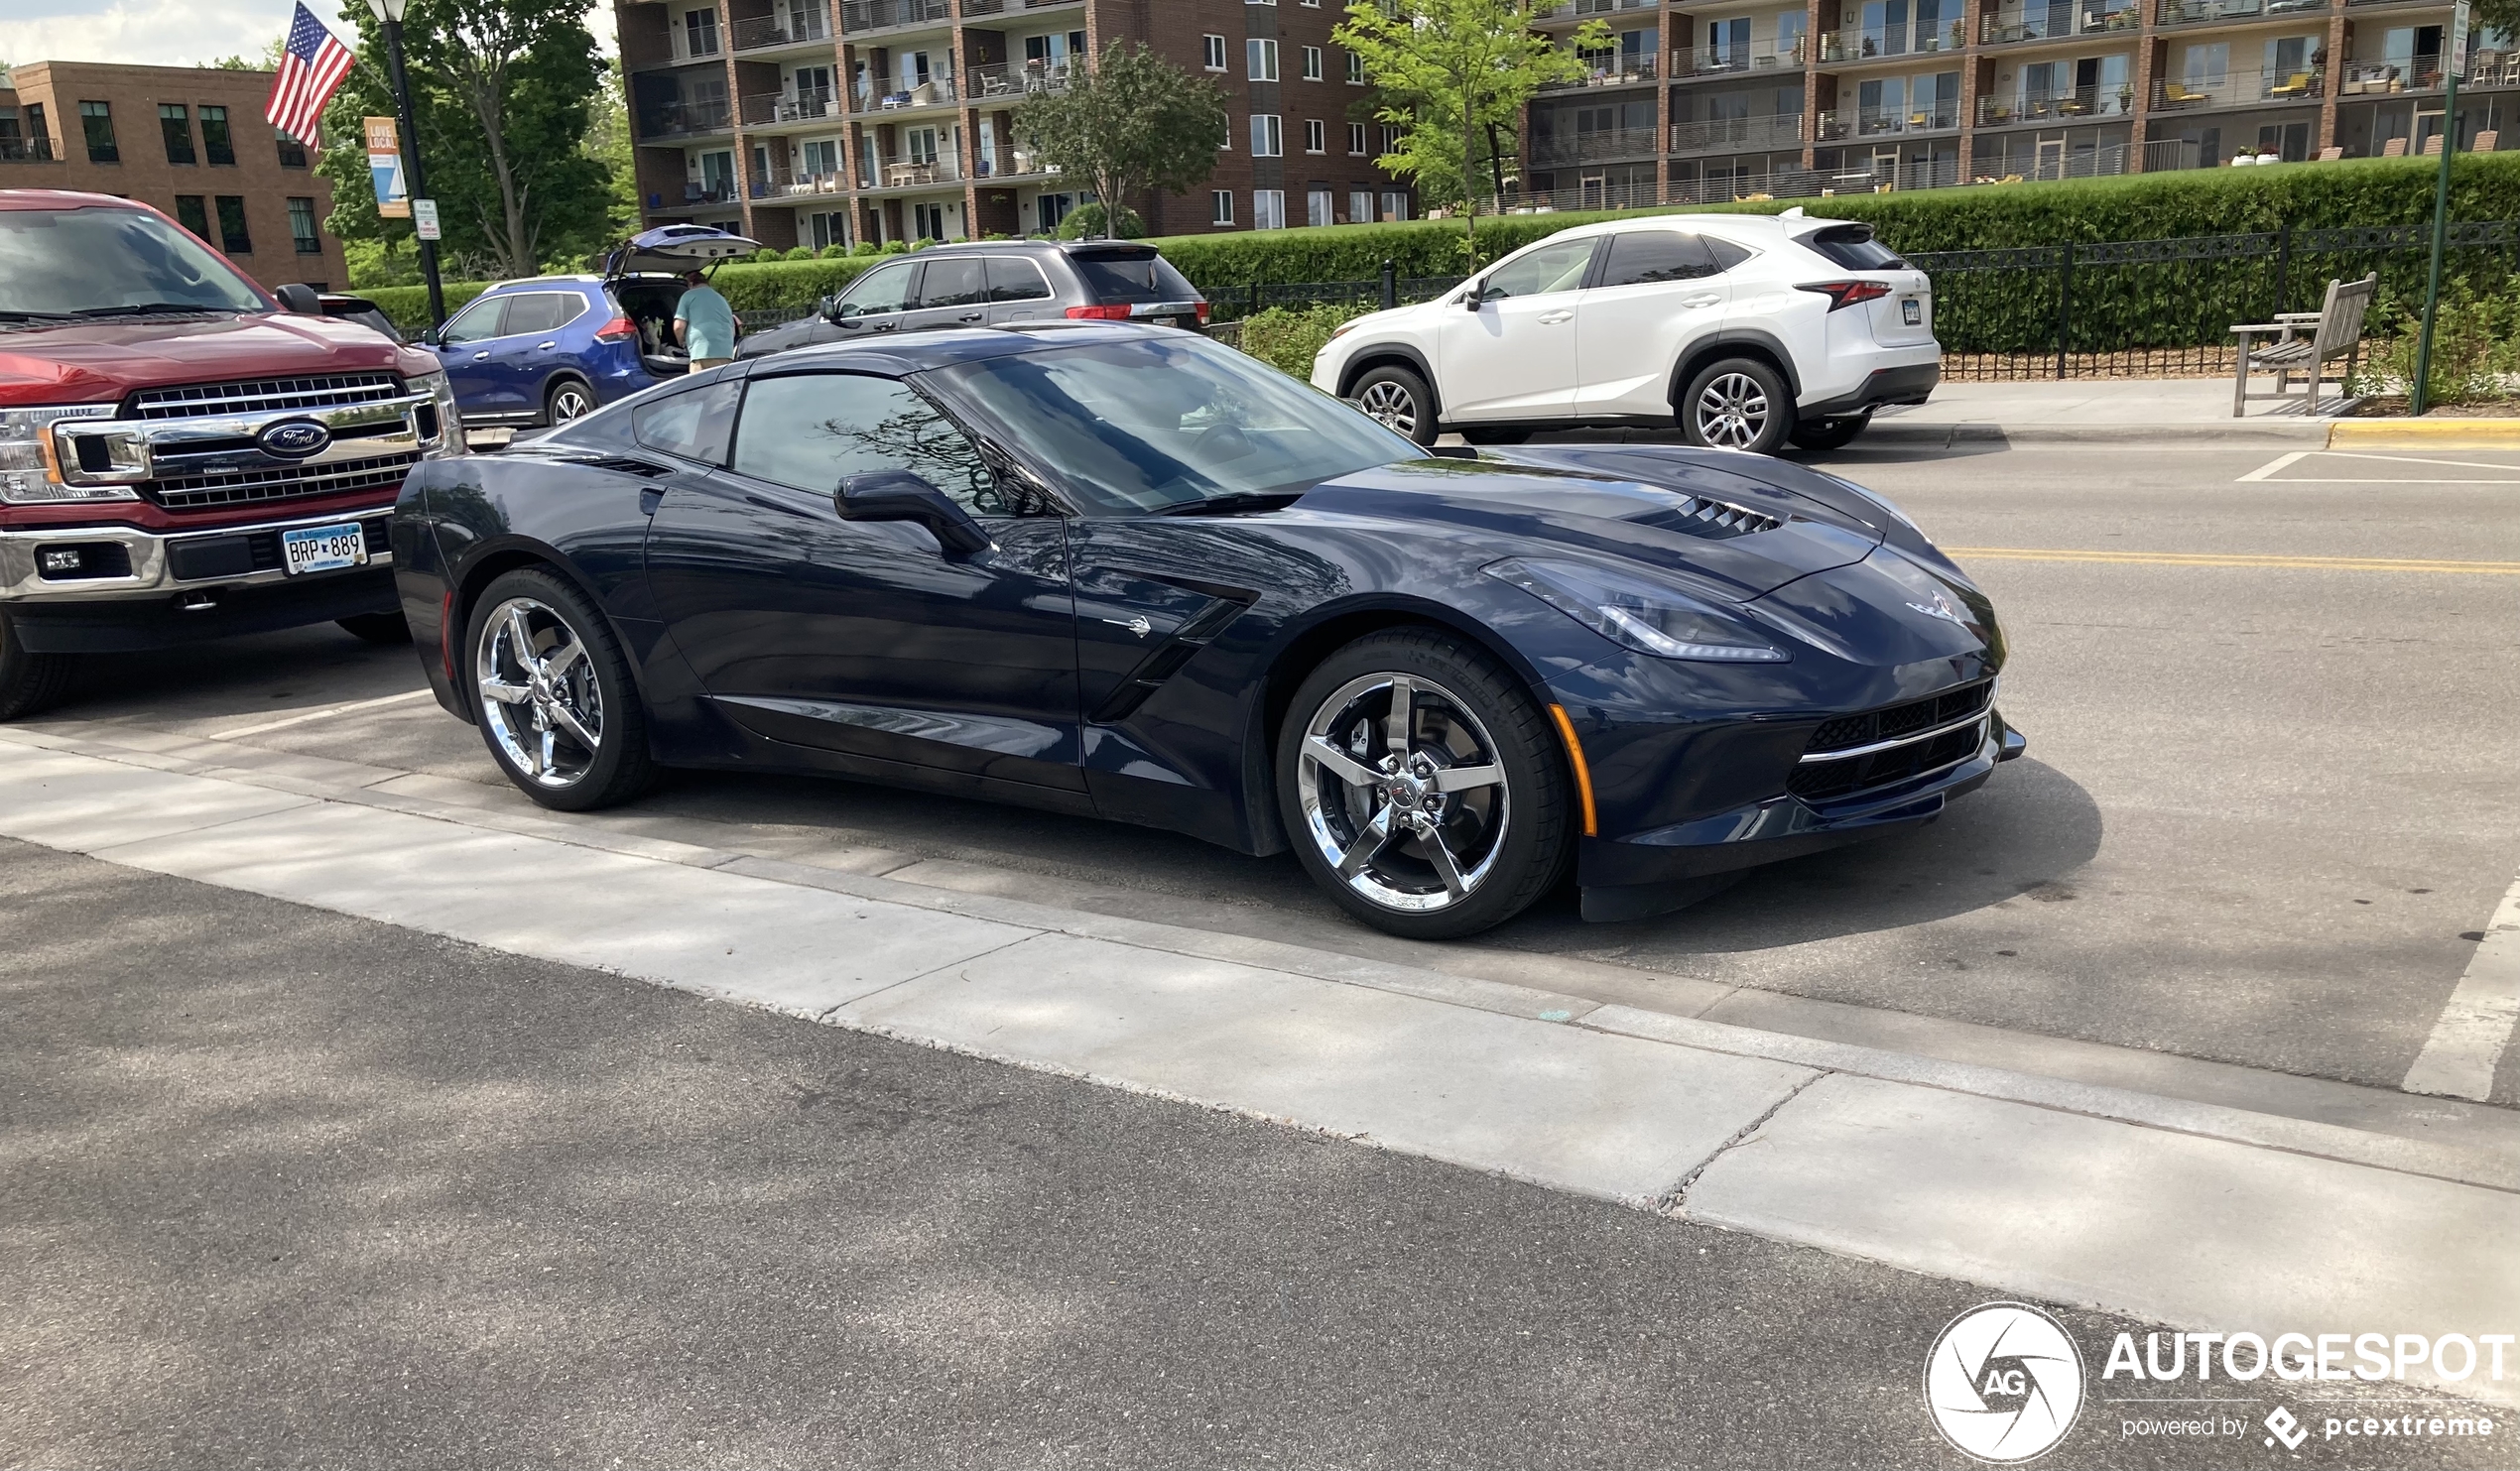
[
  {"xmin": 4, "ymin": 726, "xmax": 2516, "ymax": 1410},
  {"xmin": 1868, "ymin": 377, "xmax": 2339, "ymax": 444}
]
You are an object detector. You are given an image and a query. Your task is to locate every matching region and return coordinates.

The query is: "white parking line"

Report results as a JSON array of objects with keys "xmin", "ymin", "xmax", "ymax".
[
  {"xmin": 2237, "ymin": 449, "xmax": 2520, "ymax": 484},
  {"xmin": 213, "ymin": 687, "xmax": 437, "ymax": 739},
  {"xmin": 2403, "ymin": 874, "xmax": 2520, "ymax": 1101},
  {"xmin": 2325, "ymin": 451, "xmax": 2520, "ymax": 473},
  {"xmin": 2237, "ymin": 450, "xmax": 2311, "ymax": 482}
]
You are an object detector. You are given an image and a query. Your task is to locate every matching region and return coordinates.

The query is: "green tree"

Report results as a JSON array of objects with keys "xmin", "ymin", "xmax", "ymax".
[
  {"xmin": 583, "ymin": 58, "xmax": 641, "ymax": 242},
  {"xmin": 1014, "ymin": 42, "xmax": 1228, "ymax": 239},
  {"xmin": 203, "ymin": 38, "xmax": 287, "ymax": 69},
  {"xmin": 1334, "ymin": 0, "xmax": 1604, "ymax": 267},
  {"xmin": 316, "ymin": 0, "xmax": 612, "ymax": 279}
]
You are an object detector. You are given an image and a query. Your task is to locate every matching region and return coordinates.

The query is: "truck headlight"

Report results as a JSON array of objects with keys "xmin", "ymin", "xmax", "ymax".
[{"xmin": 0, "ymin": 405, "xmax": 140, "ymax": 504}]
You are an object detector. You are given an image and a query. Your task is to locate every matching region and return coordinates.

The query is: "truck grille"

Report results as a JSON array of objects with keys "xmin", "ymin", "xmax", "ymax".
[
  {"xmin": 147, "ymin": 450, "xmax": 424, "ymax": 511},
  {"xmin": 130, "ymin": 373, "xmax": 407, "ymax": 420}
]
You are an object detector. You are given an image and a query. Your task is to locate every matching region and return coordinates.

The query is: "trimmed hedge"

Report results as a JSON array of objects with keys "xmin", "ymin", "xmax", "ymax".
[{"xmin": 364, "ymin": 255, "xmax": 885, "ymax": 334}]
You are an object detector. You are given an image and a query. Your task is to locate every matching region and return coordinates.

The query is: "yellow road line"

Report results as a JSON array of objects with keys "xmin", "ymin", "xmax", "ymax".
[{"xmin": 1942, "ymin": 548, "xmax": 2520, "ymax": 575}]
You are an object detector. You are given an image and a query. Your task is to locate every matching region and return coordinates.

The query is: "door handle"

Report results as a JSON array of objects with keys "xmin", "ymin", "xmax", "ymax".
[
  {"xmin": 470, "ymin": 350, "xmax": 491, "ymax": 360},
  {"xmin": 537, "ymin": 340, "xmax": 559, "ymax": 350},
  {"xmin": 1682, "ymin": 294, "xmax": 1722, "ymax": 307},
  {"xmin": 1537, "ymin": 309, "xmax": 1574, "ymax": 324},
  {"xmin": 956, "ymin": 311, "xmax": 984, "ymax": 322}
]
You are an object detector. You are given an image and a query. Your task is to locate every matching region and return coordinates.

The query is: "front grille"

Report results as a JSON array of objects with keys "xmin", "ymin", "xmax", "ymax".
[
  {"xmin": 130, "ymin": 372, "xmax": 405, "ymax": 421},
  {"xmin": 1789, "ymin": 720, "xmax": 1985, "ymax": 802},
  {"xmin": 168, "ymin": 517, "xmax": 390, "ymax": 581},
  {"xmin": 147, "ymin": 450, "xmax": 423, "ymax": 511},
  {"xmin": 1805, "ymin": 680, "xmax": 1992, "ymax": 756}
]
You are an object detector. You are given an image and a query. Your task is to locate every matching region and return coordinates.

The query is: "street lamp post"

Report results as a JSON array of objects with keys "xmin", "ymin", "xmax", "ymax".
[{"xmin": 367, "ymin": 0, "xmax": 444, "ymax": 332}]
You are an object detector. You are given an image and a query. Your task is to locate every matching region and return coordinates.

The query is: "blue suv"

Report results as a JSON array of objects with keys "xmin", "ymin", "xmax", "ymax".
[{"xmin": 420, "ymin": 225, "xmax": 757, "ymax": 429}]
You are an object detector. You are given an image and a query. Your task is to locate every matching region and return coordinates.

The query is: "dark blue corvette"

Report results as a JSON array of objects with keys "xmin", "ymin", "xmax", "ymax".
[{"xmin": 391, "ymin": 322, "xmax": 2022, "ymax": 937}]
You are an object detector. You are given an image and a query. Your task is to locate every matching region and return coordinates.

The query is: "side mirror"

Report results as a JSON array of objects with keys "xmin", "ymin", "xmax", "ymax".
[
  {"xmin": 275, "ymin": 282, "xmax": 322, "ymax": 314},
  {"xmin": 819, "ymin": 294, "xmax": 844, "ymax": 322},
  {"xmin": 1463, "ymin": 287, "xmax": 1488, "ymax": 310},
  {"xmin": 835, "ymin": 469, "xmax": 991, "ymax": 556},
  {"xmin": 417, "ymin": 326, "xmax": 441, "ymax": 347}
]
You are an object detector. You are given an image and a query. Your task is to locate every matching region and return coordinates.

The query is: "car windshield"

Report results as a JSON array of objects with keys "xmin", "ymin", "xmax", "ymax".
[
  {"xmin": 0, "ymin": 206, "xmax": 269, "ymax": 316},
  {"xmin": 931, "ymin": 333, "xmax": 1420, "ymax": 514}
]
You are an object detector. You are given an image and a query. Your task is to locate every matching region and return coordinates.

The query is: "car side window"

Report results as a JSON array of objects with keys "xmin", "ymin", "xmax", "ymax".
[
  {"xmin": 632, "ymin": 378, "xmax": 742, "ymax": 465},
  {"xmin": 1704, "ymin": 237, "xmax": 1754, "ymax": 271},
  {"xmin": 1598, "ymin": 231, "xmax": 1720, "ymax": 288},
  {"xmin": 731, "ymin": 373, "xmax": 1001, "ymax": 514},
  {"xmin": 501, "ymin": 291, "xmax": 584, "ymax": 335},
  {"xmin": 1478, "ymin": 239, "xmax": 1596, "ymax": 302},
  {"xmin": 913, "ymin": 256, "xmax": 985, "ymax": 309},
  {"xmin": 438, "ymin": 296, "xmax": 507, "ymax": 345},
  {"xmin": 836, "ymin": 260, "xmax": 917, "ymax": 319},
  {"xmin": 985, "ymin": 256, "xmax": 1053, "ymax": 303}
]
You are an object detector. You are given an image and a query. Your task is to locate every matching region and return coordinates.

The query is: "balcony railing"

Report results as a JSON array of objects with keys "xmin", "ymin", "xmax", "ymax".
[
  {"xmin": 869, "ymin": 75, "xmax": 959, "ymax": 109},
  {"xmin": 869, "ymin": 152, "xmax": 965, "ymax": 186},
  {"xmin": 1670, "ymin": 112, "xmax": 1807, "ymax": 151},
  {"xmin": 742, "ymin": 88, "xmax": 844, "ymax": 126},
  {"xmin": 1979, "ymin": 2, "xmax": 2142, "ymax": 42},
  {"xmin": 730, "ymin": 11, "xmax": 828, "ymax": 52},
  {"xmin": 967, "ymin": 60, "xmax": 1082, "ymax": 99},
  {"xmin": 1820, "ymin": 22, "xmax": 1969, "ymax": 61},
  {"xmin": 750, "ymin": 165, "xmax": 851, "ymax": 198},
  {"xmin": 1824, "ymin": 102, "xmax": 1961, "ymax": 137},
  {"xmin": 840, "ymin": 0, "xmax": 950, "ymax": 31},
  {"xmin": 2152, "ymin": 66, "xmax": 2328, "ymax": 108},
  {"xmin": 654, "ymin": 182, "xmax": 742, "ymax": 212},
  {"xmin": 973, "ymin": 147, "xmax": 1051, "ymax": 178},
  {"xmin": 1542, "ymin": 54, "xmax": 1660, "ymax": 88},
  {"xmin": 1526, "ymin": 126, "xmax": 1664, "ymax": 164},
  {"xmin": 1975, "ymin": 84, "xmax": 2138, "ymax": 123},
  {"xmin": 0, "ymin": 136, "xmax": 59, "ymax": 162},
  {"xmin": 636, "ymin": 96, "xmax": 735, "ymax": 140},
  {"xmin": 1564, "ymin": 0, "xmax": 1660, "ymax": 14},
  {"xmin": 2336, "ymin": 56, "xmax": 2444, "ymax": 91},
  {"xmin": 2156, "ymin": 0, "xmax": 2331, "ymax": 22},
  {"xmin": 1672, "ymin": 41, "xmax": 1806, "ymax": 76}
]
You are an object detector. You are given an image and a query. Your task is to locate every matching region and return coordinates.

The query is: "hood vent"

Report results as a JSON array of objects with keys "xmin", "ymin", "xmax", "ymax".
[{"xmin": 1642, "ymin": 494, "xmax": 1783, "ymax": 540}]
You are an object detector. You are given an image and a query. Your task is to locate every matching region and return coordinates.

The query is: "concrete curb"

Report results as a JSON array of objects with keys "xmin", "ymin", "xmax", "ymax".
[
  {"xmin": 1863, "ymin": 420, "xmax": 2334, "ymax": 446},
  {"xmin": 2328, "ymin": 418, "xmax": 2520, "ymax": 448}
]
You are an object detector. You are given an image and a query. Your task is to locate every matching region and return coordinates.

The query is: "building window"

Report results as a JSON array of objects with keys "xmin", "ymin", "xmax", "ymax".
[
  {"xmin": 1247, "ymin": 0, "xmax": 1276, "ymax": 6},
  {"xmin": 198, "ymin": 105, "xmax": 235, "ymax": 166},
  {"xmin": 684, "ymin": 7, "xmax": 719, "ymax": 57},
  {"xmin": 809, "ymin": 209, "xmax": 849, "ymax": 249},
  {"xmin": 1346, "ymin": 52, "xmax": 1364, "ymax": 84},
  {"xmin": 214, "ymin": 195, "xmax": 251, "ymax": 253},
  {"xmin": 1302, "ymin": 46, "xmax": 1323, "ymax": 81},
  {"xmin": 1202, "ymin": 34, "xmax": 1227, "ymax": 71},
  {"xmin": 1382, "ymin": 189, "xmax": 1411, "ymax": 222},
  {"xmin": 1308, "ymin": 187, "xmax": 1332, "ymax": 226},
  {"xmin": 1253, "ymin": 188, "xmax": 1286, "ymax": 229},
  {"xmin": 174, "ymin": 194, "xmax": 210, "ymax": 239},
  {"xmin": 1379, "ymin": 124, "xmax": 1401, "ymax": 154},
  {"xmin": 1348, "ymin": 122, "xmax": 1367, "ymax": 155},
  {"xmin": 160, "ymin": 104, "xmax": 195, "ymax": 166},
  {"xmin": 288, "ymin": 196, "xmax": 320, "ymax": 254},
  {"xmin": 1247, "ymin": 39, "xmax": 1279, "ymax": 80},
  {"xmin": 1305, "ymin": 118, "xmax": 1324, "ymax": 153},
  {"xmin": 79, "ymin": 101, "xmax": 118, "ymax": 164},
  {"xmin": 1348, "ymin": 188, "xmax": 1373, "ymax": 223},
  {"xmin": 1211, "ymin": 189, "xmax": 1234, "ymax": 225},
  {"xmin": 1249, "ymin": 113, "xmax": 1283, "ymax": 156}
]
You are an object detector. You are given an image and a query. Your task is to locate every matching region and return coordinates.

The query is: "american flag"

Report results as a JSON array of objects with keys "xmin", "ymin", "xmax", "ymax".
[{"xmin": 265, "ymin": 2, "xmax": 356, "ymax": 147}]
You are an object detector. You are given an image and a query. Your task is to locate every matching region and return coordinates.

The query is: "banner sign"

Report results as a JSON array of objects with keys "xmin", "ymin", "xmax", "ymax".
[{"xmin": 365, "ymin": 116, "xmax": 410, "ymax": 219}]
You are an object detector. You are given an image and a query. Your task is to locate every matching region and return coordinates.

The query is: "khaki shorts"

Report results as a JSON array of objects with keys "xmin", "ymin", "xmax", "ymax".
[{"xmin": 691, "ymin": 357, "xmax": 733, "ymax": 371}]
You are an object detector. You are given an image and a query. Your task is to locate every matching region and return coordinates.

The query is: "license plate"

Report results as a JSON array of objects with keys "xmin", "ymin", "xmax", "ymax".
[
  {"xmin": 1903, "ymin": 299, "xmax": 1924, "ymax": 325},
  {"xmin": 282, "ymin": 522, "xmax": 368, "ymax": 575}
]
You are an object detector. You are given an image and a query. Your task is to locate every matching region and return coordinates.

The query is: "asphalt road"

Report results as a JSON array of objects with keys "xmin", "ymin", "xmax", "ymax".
[
  {"xmin": 3, "ymin": 836, "xmax": 2501, "ymax": 1470},
  {"xmin": 19, "ymin": 439, "xmax": 2520, "ymax": 1103}
]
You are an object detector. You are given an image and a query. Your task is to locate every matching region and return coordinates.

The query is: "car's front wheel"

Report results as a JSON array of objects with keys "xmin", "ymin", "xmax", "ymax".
[
  {"xmin": 1680, "ymin": 357, "xmax": 1797, "ymax": 455},
  {"xmin": 1789, "ymin": 410, "xmax": 1873, "ymax": 451},
  {"xmin": 1350, "ymin": 364, "xmax": 1441, "ymax": 448},
  {"xmin": 464, "ymin": 567, "xmax": 655, "ymax": 810},
  {"xmin": 1278, "ymin": 629, "xmax": 1571, "ymax": 939},
  {"xmin": 0, "ymin": 609, "xmax": 71, "ymax": 721}
]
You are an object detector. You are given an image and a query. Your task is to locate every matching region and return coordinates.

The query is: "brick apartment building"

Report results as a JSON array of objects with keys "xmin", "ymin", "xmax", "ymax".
[
  {"xmin": 0, "ymin": 60, "xmax": 350, "ymax": 292},
  {"xmin": 1525, "ymin": 0, "xmax": 2515, "ymax": 209},
  {"xmin": 617, "ymin": 0, "xmax": 1418, "ymax": 249}
]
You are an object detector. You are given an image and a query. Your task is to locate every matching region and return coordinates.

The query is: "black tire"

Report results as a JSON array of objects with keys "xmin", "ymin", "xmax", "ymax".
[
  {"xmin": 1350, "ymin": 364, "xmax": 1442, "ymax": 447},
  {"xmin": 336, "ymin": 611, "xmax": 412, "ymax": 645},
  {"xmin": 1788, "ymin": 410, "xmax": 1873, "ymax": 451},
  {"xmin": 0, "ymin": 608, "xmax": 72, "ymax": 722},
  {"xmin": 462, "ymin": 567, "xmax": 655, "ymax": 810},
  {"xmin": 543, "ymin": 376, "xmax": 598, "ymax": 427},
  {"xmin": 1679, "ymin": 356, "xmax": 1798, "ymax": 456},
  {"xmin": 1461, "ymin": 426, "xmax": 1532, "ymax": 445},
  {"xmin": 1276, "ymin": 628, "xmax": 1571, "ymax": 939}
]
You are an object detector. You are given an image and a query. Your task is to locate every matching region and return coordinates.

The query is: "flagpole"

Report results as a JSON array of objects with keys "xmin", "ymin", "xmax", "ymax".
[{"xmin": 368, "ymin": 0, "xmax": 443, "ymax": 331}]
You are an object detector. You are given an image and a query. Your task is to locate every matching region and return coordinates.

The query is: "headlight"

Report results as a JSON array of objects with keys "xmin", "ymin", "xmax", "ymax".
[
  {"xmin": 0, "ymin": 405, "xmax": 140, "ymax": 504},
  {"xmin": 406, "ymin": 370, "xmax": 465, "ymax": 453},
  {"xmin": 1486, "ymin": 556, "xmax": 1789, "ymax": 663},
  {"xmin": 1327, "ymin": 318, "xmax": 1361, "ymax": 342}
]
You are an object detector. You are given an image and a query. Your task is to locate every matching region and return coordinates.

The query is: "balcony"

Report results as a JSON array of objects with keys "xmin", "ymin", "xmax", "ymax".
[
  {"xmin": 742, "ymin": 88, "xmax": 845, "ymax": 127},
  {"xmin": 2155, "ymin": 0, "xmax": 2332, "ymax": 24},
  {"xmin": 636, "ymin": 96, "xmax": 736, "ymax": 140},
  {"xmin": 868, "ymin": 75, "xmax": 959, "ymax": 111},
  {"xmin": 1974, "ymin": 84, "xmax": 2138, "ymax": 123},
  {"xmin": 973, "ymin": 146, "xmax": 1052, "ymax": 178},
  {"xmin": 1672, "ymin": 39, "xmax": 1807, "ymax": 76},
  {"xmin": 1541, "ymin": 54, "xmax": 1661, "ymax": 89},
  {"xmin": 730, "ymin": 11, "xmax": 829, "ymax": 53},
  {"xmin": 1820, "ymin": 21, "xmax": 1968, "ymax": 62},
  {"xmin": 1824, "ymin": 102, "xmax": 1961, "ymax": 137},
  {"xmin": 2151, "ymin": 65, "xmax": 2328, "ymax": 108},
  {"xmin": 2336, "ymin": 56, "xmax": 2445, "ymax": 92},
  {"xmin": 660, "ymin": 29, "xmax": 724, "ymax": 64},
  {"xmin": 1563, "ymin": 0, "xmax": 1661, "ymax": 14},
  {"xmin": 750, "ymin": 163, "xmax": 852, "ymax": 199},
  {"xmin": 959, "ymin": 0, "xmax": 1085, "ymax": 11},
  {"xmin": 840, "ymin": 0, "xmax": 949, "ymax": 33},
  {"xmin": 1979, "ymin": 2, "xmax": 2142, "ymax": 43},
  {"xmin": 0, "ymin": 136, "xmax": 59, "ymax": 163},
  {"xmin": 651, "ymin": 181, "xmax": 743, "ymax": 214},
  {"xmin": 868, "ymin": 151, "xmax": 965, "ymax": 187},
  {"xmin": 966, "ymin": 59, "xmax": 1082, "ymax": 101},
  {"xmin": 1669, "ymin": 112, "xmax": 1806, "ymax": 151},
  {"xmin": 1526, "ymin": 126, "xmax": 1664, "ymax": 164}
]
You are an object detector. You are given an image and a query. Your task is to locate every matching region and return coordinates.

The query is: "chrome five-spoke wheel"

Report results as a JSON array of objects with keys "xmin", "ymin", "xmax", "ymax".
[
  {"xmin": 1296, "ymin": 671, "xmax": 1510, "ymax": 915},
  {"xmin": 549, "ymin": 382, "xmax": 596, "ymax": 424},
  {"xmin": 1693, "ymin": 371, "xmax": 1770, "ymax": 449},
  {"xmin": 476, "ymin": 596, "xmax": 605, "ymax": 789}
]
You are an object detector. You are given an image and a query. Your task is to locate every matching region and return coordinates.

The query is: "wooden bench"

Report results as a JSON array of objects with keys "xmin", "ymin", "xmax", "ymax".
[{"xmin": 2229, "ymin": 273, "xmax": 2376, "ymax": 416}]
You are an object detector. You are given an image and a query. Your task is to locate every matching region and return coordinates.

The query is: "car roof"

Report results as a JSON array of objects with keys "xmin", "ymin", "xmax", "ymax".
[
  {"xmin": 1547, "ymin": 210, "xmax": 1845, "ymax": 241},
  {"xmin": 483, "ymin": 275, "xmax": 604, "ymax": 291},
  {"xmin": 0, "ymin": 188, "xmax": 153, "ymax": 212},
  {"xmin": 916, "ymin": 238, "xmax": 1164, "ymax": 256},
  {"xmin": 743, "ymin": 319, "xmax": 1170, "ymax": 376}
]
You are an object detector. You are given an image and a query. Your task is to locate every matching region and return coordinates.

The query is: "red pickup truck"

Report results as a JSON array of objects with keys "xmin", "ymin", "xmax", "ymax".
[{"xmin": 0, "ymin": 188, "xmax": 463, "ymax": 718}]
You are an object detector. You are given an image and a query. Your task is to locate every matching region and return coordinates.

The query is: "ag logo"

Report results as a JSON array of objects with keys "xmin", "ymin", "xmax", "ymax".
[
  {"xmin": 1924, "ymin": 1302, "xmax": 2085, "ymax": 1463},
  {"xmin": 256, "ymin": 419, "xmax": 331, "ymax": 459}
]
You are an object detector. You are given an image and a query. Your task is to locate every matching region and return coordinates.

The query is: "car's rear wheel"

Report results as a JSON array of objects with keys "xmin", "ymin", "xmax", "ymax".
[
  {"xmin": 1351, "ymin": 364, "xmax": 1441, "ymax": 447},
  {"xmin": 1278, "ymin": 629, "xmax": 1570, "ymax": 939},
  {"xmin": 1789, "ymin": 410, "xmax": 1873, "ymax": 451},
  {"xmin": 0, "ymin": 609, "xmax": 71, "ymax": 722},
  {"xmin": 465, "ymin": 568, "xmax": 654, "ymax": 811},
  {"xmin": 1680, "ymin": 357, "xmax": 1797, "ymax": 455},
  {"xmin": 544, "ymin": 378, "xmax": 597, "ymax": 427},
  {"xmin": 336, "ymin": 612, "xmax": 411, "ymax": 645}
]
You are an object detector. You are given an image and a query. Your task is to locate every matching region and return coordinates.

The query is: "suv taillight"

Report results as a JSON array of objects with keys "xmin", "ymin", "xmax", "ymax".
[
  {"xmin": 594, "ymin": 313, "xmax": 638, "ymax": 342},
  {"xmin": 1799, "ymin": 281, "xmax": 1892, "ymax": 311},
  {"xmin": 1064, "ymin": 304, "xmax": 1132, "ymax": 320},
  {"xmin": 1195, "ymin": 302, "xmax": 1211, "ymax": 324}
]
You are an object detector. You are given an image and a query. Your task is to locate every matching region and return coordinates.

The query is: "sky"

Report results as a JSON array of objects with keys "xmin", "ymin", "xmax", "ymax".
[{"xmin": 0, "ymin": 0, "xmax": 615, "ymax": 71}]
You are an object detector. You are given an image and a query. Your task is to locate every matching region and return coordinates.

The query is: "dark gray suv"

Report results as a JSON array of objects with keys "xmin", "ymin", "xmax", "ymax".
[{"xmin": 738, "ymin": 240, "xmax": 1208, "ymax": 358}]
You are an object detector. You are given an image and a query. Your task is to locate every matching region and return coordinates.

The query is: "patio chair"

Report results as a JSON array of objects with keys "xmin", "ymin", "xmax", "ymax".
[
  {"xmin": 2268, "ymin": 71, "xmax": 2313, "ymax": 98},
  {"xmin": 2160, "ymin": 80, "xmax": 2208, "ymax": 106},
  {"xmin": 2476, "ymin": 130, "xmax": 2500, "ymax": 152},
  {"xmin": 2424, "ymin": 134, "xmax": 2445, "ymax": 155},
  {"xmin": 2317, "ymin": 146, "xmax": 2342, "ymax": 160},
  {"xmin": 2381, "ymin": 136, "xmax": 2407, "ymax": 156},
  {"xmin": 2229, "ymin": 273, "xmax": 2375, "ymax": 417}
]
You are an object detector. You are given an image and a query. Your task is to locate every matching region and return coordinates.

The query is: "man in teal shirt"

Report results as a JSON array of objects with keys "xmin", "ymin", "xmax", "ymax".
[{"xmin": 674, "ymin": 270, "xmax": 737, "ymax": 369}]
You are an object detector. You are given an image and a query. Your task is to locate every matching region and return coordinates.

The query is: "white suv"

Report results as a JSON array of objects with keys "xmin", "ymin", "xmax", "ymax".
[{"xmin": 1311, "ymin": 209, "xmax": 1939, "ymax": 455}]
